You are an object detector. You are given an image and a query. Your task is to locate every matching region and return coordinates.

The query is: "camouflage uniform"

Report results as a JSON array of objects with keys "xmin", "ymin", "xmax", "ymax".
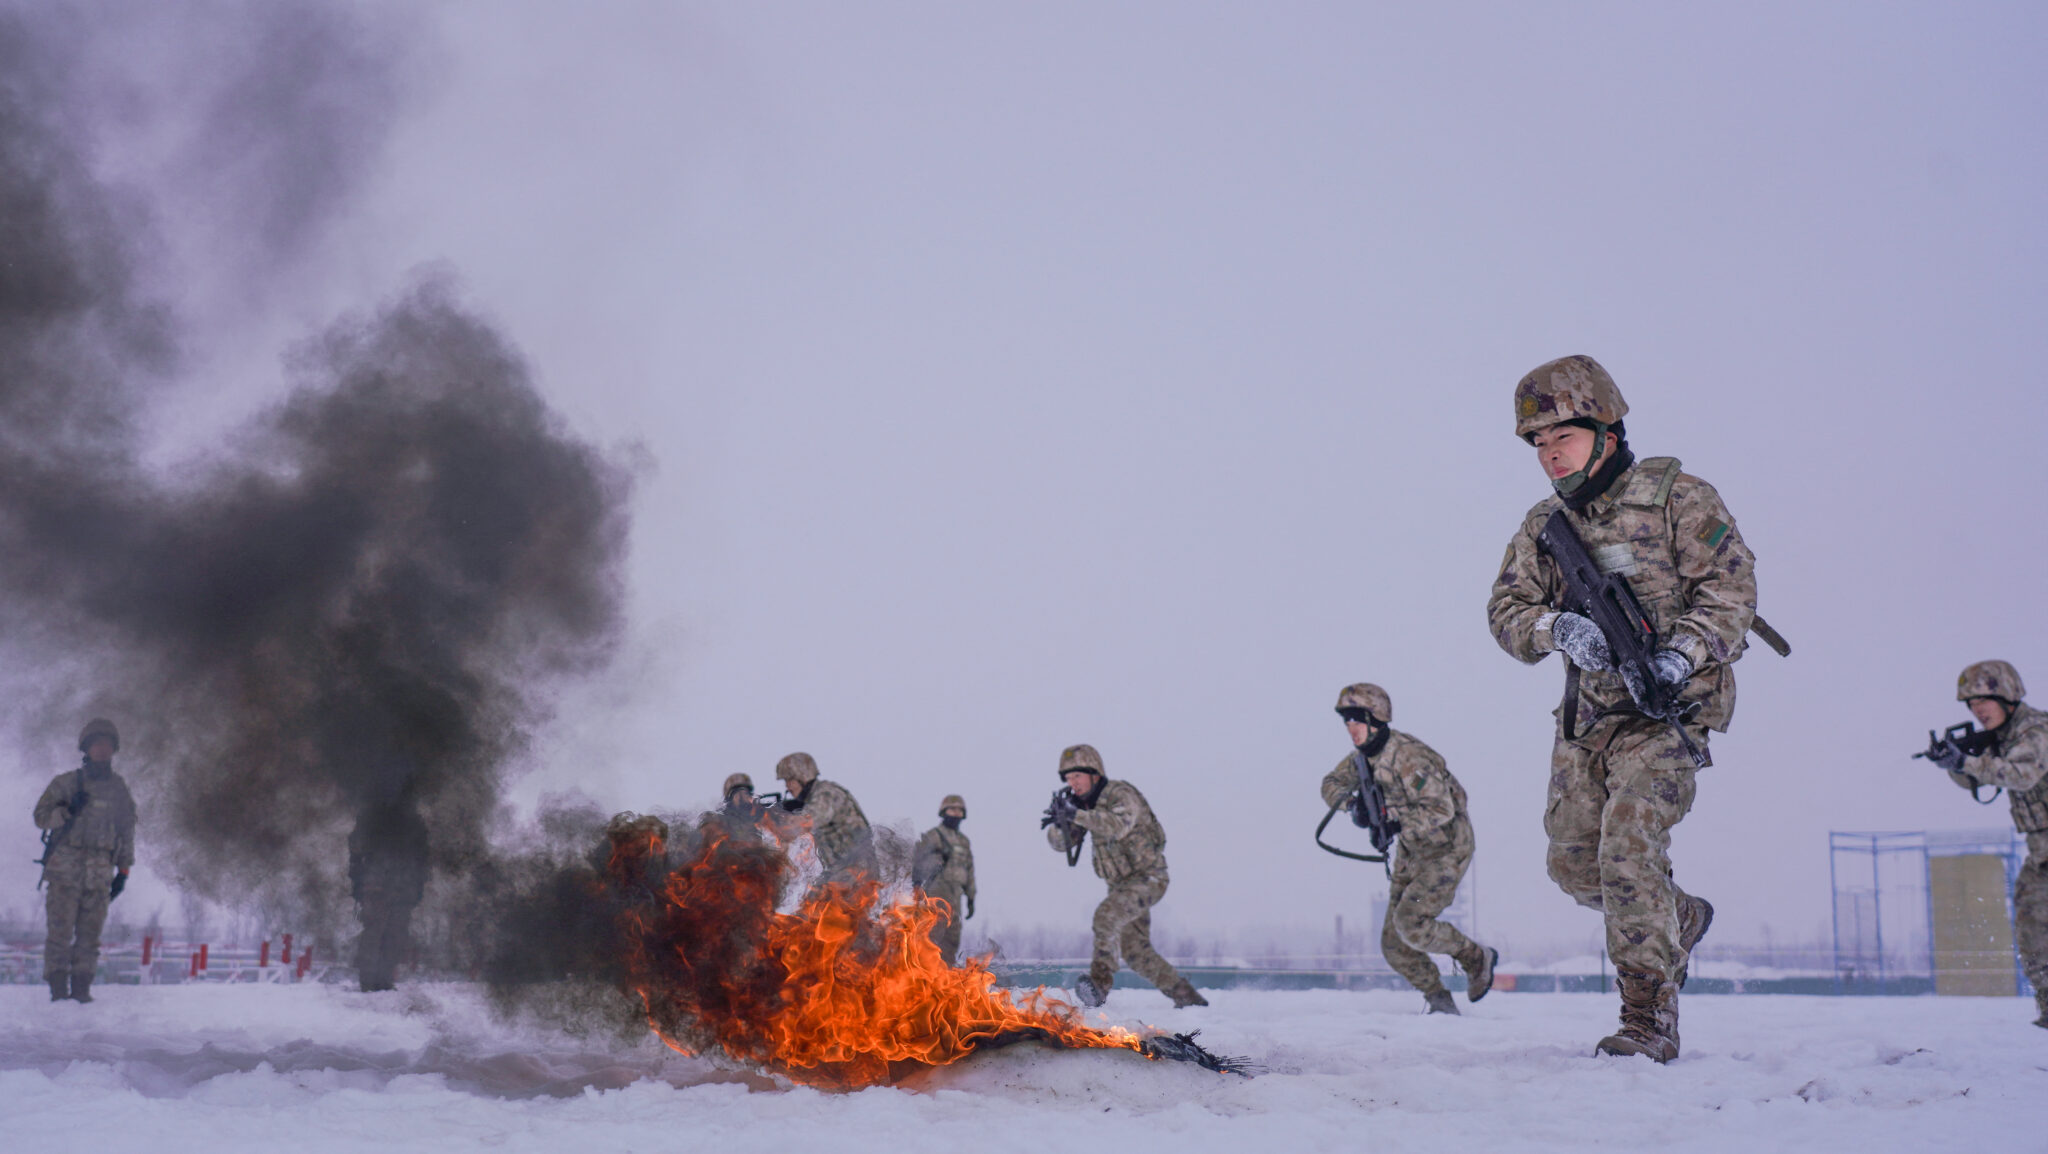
[
  {"xmin": 1489, "ymin": 358, "xmax": 1759, "ymax": 1002},
  {"xmin": 913, "ymin": 816, "xmax": 976, "ymax": 965},
  {"xmin": 34, "ymin": 762, "xmax": 137, "ymax": 989},
  {"xmin": 1321, "ymin": 732, "xmax": 1478, "ymax": 996},
  {"xmin": 1946, "ymin": 693, "xmax": 2048, "ymax": 1004},
  {"xmin": 774, "ymin": 753, "xmax": 875, "ymax": 878},
  {"xmin": 1046, "ymin": 766, "xmax": 1197, "ymax": 1003}
]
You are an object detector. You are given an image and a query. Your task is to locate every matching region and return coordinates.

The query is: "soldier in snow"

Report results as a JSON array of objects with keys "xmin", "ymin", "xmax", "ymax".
[
  {"xmin": 1926, "ymin": 660, "xmax": 2048, "ymax": 1027},
  {"xmin": 774, "ymin": 752, "xmax": 875, "ymax": 879},
  {"xmin": 1487, "ymin": 355, "xmax": 1774, "ymax": 1063},
  {"xmin": 34, "ymin": 718, "xmax": 138, "ymax": 1003},
  {"xmin": 912, "ymin": 794, "xmax": 976, "ymax": 964},
  {"xmin": 1320, "ymin": 683, "xmax": 1497, "ymax": 1015},
  {"xmin": 1043, "ymin": 744, "xmax": 1206, "ymax": 1008}
]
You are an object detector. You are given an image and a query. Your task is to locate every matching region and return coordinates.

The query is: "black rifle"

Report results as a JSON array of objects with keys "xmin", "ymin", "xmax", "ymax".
[
  {"xmin": 1040, "ymin": 788, "xmax": 1083, "ymax": 867},
  {"xmin": 1538, "ymin": 510, "xmax": 1708, "ymax": 768},
  {"xmin": 33, "ymin": 771, "xmax": 92, "ymax": 891},
  {"xmin": 1913, "ymin": 722, "xmax": 2003, "ymax": 804},
  {"xmin": 1314, "ymin": 750, "xmax": 1396, "ymax": 875}
]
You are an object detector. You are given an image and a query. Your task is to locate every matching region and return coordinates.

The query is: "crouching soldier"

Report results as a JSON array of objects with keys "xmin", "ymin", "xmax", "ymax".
[
  {"xmin": 1926, "ymin": 660, "xmax": 2048, "ymax": 1027},
  {"xmin": 1043, "ymin": 744, "xmax": 1206, "ymax": 1008},
  {"xmin": 34, "ymin": 718, "xmax": 137, "ymax": 1003},
  {"xmin": 774, "ymin": 752, "xmax": 875, "ymax": 880},
  {"xmin": 1320, "ymin": 684, "xmax": 1497, "ymax": 1015},
  {"xmin": 912, "ymin": 795, "xmax": 977, "ymax": 964}
]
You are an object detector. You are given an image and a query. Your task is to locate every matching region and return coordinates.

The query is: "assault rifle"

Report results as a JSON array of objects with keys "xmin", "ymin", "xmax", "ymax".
[
  {"xmin": 1538, "ymin": 509, "xmax": 1708, "ymax": 768},
  {"xmin": 1314, "ymin": 750, "xmax": 1395, "ymax": 875},
  {"xmin": 33, "ymin": 771, "xmax": 91, "ymax": 891},
  {"xmin": 1040, "ymin": 788, "xmax": 1083, "ymax": 867},
  {"xmin": 1913, "ymin": 722, "xmax": 2002, "ymax": 805}
]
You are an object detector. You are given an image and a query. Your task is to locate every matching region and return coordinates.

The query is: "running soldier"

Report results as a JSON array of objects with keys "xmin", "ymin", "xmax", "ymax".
[
  {"xmin": 774, "ymin": 752, "xmax": 875, "ymax": 878},
  {"xmin": 1043, "ymin": 744, "xmax": 1206, "ymax": 1008},
  {"xmin": 33, "ymin": 718, "xmax": 137, "ymax": 1003},
  {"xmin": 1488, "ymin": 355, "xmax": 1771, "ymax": 1063},
  {"xmin": 1319, "ymin": 683, "xmax": 1498, "ymax": 1015},
  {"xmin": 1926, "ymin": 660, "xmax": 2048, "ymax": 1026},
  {"xmin": 912, "ymin": 795, "xmax": 977, "ymax": 964}
]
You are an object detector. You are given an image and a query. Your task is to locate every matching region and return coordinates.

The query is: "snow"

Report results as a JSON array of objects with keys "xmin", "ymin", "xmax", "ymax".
[{"xmin": 2, "ymin": 983, "xmax": 2042, "ymax": 1153}]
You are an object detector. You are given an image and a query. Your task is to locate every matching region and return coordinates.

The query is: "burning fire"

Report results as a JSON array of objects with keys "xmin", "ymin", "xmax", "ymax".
[{"xmin": 601, "ymin": 814, "xmax": 1146, "ymax": 1089}]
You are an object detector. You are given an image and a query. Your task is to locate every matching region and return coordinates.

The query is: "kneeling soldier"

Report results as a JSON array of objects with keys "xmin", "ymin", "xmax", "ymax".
[{"xmin": 1320, "ymin": 684, "xmax": 1497, "ymax": 1015}]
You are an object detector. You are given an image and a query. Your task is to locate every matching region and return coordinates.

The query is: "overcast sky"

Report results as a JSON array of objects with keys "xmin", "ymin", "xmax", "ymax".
[{"xmin": 9, "ymin": 2, "xmax": 2045, "ymax": 957}]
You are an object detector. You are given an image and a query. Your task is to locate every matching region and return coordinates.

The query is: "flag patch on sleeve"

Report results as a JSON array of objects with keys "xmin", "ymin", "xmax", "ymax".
[{"xmin": 1697, "ymin": 520, "xmax": 1730, "ymax": 548}]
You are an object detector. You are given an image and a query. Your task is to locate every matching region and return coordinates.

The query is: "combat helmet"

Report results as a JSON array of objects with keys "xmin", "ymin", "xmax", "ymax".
[
  {"xmin": 78, "ymin": 717, "xmax": 120, "ymax": 754},
  {"xmin": 1058, "ymin": 744, "xmax": 1104, "ymax": 780},
  {"xmin": 939, "ymin": 794, "xmax": 967, "ymax": 817},
  {"xmin": 722, "ymin": 772, "xmax": 755, "ymax": 802},
  {"xmin": 1334, "ymin": 683, "xmax": 1392, "ymax": 725},
  {"xmin": 775, "ymin": 751, "xmax": 819, "ymax": 785},
  {"xmin": 1513, "ymin": 355, "xmax": 1629, "ymax": 441},
  {"xmin": 1957, "ymin": 660, "xmax": 2026, "ymax": 705}
]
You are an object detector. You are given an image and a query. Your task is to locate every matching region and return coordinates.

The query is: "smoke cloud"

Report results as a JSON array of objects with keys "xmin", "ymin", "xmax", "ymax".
[{"xmin": 0, "ymin": 3, "xmax": 633, "ymax": 970}]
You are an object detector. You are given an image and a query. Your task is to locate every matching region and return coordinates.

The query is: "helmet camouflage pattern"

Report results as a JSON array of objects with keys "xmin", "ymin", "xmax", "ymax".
[
  {"xmin": 1334, "ymin": 683, "xmax": 1392, "ymax": 724},
  {"xmin": 1957, "ymin": 660, "xmax": 2026, "ymax": 703},
  {"xmin": 939, "ymin": 794, "xmax": 966, "ymax": 817},
  {"xmin": 775, "ymin": 751, "xmax": 819, "ymax": 784},
  {"xmin": 1513, "ymin": 354, "xmax": 1629, "ymax": 441},
  {"xmin": 78, "ymin": 717, "xmax": 120, "ymax": 753},
  {"xmin": 722, "ymin": 772, "xmax": 754, "ymax": 799},
  {"xmin": 1058, "ymin": 743, "xmax": 1104, "ymax": 779}
]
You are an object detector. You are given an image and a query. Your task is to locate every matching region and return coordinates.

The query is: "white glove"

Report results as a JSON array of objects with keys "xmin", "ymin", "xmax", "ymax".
[{"xmin": 1549, "ymin": 613, "xmax": 1612, "ymax": 672}]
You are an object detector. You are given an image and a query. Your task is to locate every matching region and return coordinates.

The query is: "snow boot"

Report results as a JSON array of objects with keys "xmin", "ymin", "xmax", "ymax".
[
  {"xmin": 1674, "ymin": 894, "xmax": 1714, "ymax": 989},
  {"xmin": 1596, "ymin": 971, "xmax": 1679, "ymax": 1063},
  {"xmin": 71, "ymin": 975, "xmax": 93, "ymax": 1004},
  {"xmin": 1424, "ymin": 989, "xmax": 1460, "ymax": 1015},
  {"xmin": 1458, "ymin": 944, "xmax": 1499, "ymax": 1003},
  {"xmin": 47, "ymin": 974, "xmax": 69, "ymax": 1002},
  {"xmin": 1073, "ymin": 973, "xmax": 1108, "ymax": 1008},
  {"xmin": 1166, "ymin": 980, "xmax": 1208, "ymax": 1008}
]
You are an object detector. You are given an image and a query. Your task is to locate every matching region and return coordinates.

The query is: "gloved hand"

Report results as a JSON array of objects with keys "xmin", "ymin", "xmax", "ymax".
[
  {"xmin": 965, "ymin": 896, "xmax": 976, "ymax": 920},
  {"xmin": 1651, "ymin": 648, "xmax": 1693, "ymax": 687},
  {"xmin": 1929, "ymin": 739, "xmax": 1969, "ymax": 773},
  {"xmin": 109, "ymin": 872, "xmax": 127, "ymax": 900},
  {"xmin": 1548, "ymin": 612, "xmax": 1612, "ymax": 671}
]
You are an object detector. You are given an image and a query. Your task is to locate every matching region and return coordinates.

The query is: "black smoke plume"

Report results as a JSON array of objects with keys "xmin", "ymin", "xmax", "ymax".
[{"xmin": 0, "ymin": 4, "xmax": 633, "ymax": 983}]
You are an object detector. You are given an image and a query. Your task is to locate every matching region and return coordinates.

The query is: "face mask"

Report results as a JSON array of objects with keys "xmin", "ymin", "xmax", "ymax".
[{"xmin": 941, "ymin": 815, "xmax": 963, "ymax": 831}]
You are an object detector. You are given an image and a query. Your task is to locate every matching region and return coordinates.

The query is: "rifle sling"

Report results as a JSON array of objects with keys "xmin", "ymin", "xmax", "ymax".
[{"xmin": 1561, "ymin": 661, "xmax": 1581, "ymax": 740}]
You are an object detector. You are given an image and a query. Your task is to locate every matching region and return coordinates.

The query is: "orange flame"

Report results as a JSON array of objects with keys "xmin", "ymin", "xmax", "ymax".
[{"xmin": 605, "ymin": 817, "xmax": 1142, "ymax": 1089}]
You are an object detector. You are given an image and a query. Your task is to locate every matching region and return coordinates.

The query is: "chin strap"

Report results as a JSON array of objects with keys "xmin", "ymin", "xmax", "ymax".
[{"xmin": 1550, "ymin": 422, "xmax": 1609, "ymax": 496}]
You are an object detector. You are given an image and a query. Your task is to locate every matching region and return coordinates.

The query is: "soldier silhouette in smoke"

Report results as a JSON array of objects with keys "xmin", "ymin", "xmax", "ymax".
[{"xmin": 348, "ymin": 779, "xmax": 430, "ymax": 992}]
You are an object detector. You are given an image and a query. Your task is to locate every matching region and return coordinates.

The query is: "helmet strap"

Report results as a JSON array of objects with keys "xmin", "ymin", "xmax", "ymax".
[{"xmin": 1550, "ymin": 422, "xmax": 1609, "ymax": 496}]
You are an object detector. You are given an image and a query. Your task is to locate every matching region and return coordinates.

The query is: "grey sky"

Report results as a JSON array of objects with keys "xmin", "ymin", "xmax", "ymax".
[{"xmin": 9, "ymin": 2, "xmax": 2045, "ymax": 955}]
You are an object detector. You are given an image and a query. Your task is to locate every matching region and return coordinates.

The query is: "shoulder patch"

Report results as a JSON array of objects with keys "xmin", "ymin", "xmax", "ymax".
[{"xmin": 1697, "ymin": 519, "xmax": 1730, "ymax": 548}]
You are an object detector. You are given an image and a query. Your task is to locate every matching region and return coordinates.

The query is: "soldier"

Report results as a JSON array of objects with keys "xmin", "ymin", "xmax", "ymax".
[
  {"xmin": 347, "ymin": 786, "xmax": 430, "ymax": 993},
  {"xmin": 1927, "ymin": 660, "xmax": 2048, "ymax": 1027},
  {"xmin": 722, "ymin": 772, "xmax": 758, "ymax": 813},
  {"xmin": 1320, "ymin": 683, "xmax": 1498, "ymax": 1015},
  {"xmin": 33, "ymin": 718, "xmax": 137, "ymax": 1003},
  {"xmin": 1044, "ymin": 744, "xmax": 1206, "ymax": 1008},
  {"xmin": 773, "ymin": 752, "xmax": 875, "ymax": 878},
  {"xmin": 1488, "ymin": 355, "xmax": 1762, "ymax": 1063},
  {"xmin": 912, "ymin": 795, "xmax": 977, "ymax": 964}
]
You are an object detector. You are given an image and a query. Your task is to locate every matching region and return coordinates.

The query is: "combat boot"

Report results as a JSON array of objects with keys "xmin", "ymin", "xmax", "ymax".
[
  {"xmin": 1596, "ymin": 971, "xmax": 1679, "ymax": 1063},
  {"xmin": 2033, "ymin": 988, "xmax": 2047, "ymax": 1029},
  {"xmin": 47, "ymin": 974, "xmax": 69, "ymax": 1002},
  {"xmin": 1458, "ymin": 944, "xmax": 1500, "ymax": 1003},
  {"xmin": 1674, "ymin": 894, "xmax": 1714, "ymax": 988},
  {"xmin": 1424, "ymin": 989, "xmax": 1459, "ymax": 1015},
  {"xmin": 1073, "ymin": 964, "xmax": 1111, "ymax": 1008},
  {"xmin": 1165, "ymin": 979, "xmax": 1208, "ymax": 1008},
  {"xmin": 71, "ymin": 975, "xmax": 93, "ymax": 1004}
]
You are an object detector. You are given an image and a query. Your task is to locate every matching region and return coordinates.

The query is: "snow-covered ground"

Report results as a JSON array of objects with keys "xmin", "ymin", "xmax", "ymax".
[{"xmin": 3, "ymin": 983, "xmax": 2041, "ymax": 1153}]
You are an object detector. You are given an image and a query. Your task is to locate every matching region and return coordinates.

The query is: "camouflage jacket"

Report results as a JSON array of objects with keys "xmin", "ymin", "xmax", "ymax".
[
  {"xmin": 798, "ymin": 779, "xmax": 871, "ymax": 870},
  {"xmin": 1046, "ymin": 779, "xmax": 1167, "ymax": 886},
  {"xmin": 34, "ymin": 763, "xmax": 136, "ymax": 868},
  {"xmin": 1319, "ymin": 729, "xmax": 1466, "ymax": 849},
  {"xmin": 1953, "ymin": 702, "xmax": 2048, "ymax": 834},
  {"xmin": 912, "ymin": 824, "xmax": 976, "ymax": 897},
  {"xmin": 1488, "ymin": 455, "xmax": 1758, "ymax": 737}
]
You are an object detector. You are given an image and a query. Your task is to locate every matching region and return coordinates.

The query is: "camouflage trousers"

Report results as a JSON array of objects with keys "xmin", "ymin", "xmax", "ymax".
[
  {"xmin": 2015, "ymin": 837, "xmax": 2048, "ymax": 991},
  {"xmin": 1089, "ymin": 872, "xmax": 1187, "ymax": 995},
  {"xmin": 926, "ymin": 884, "xmax": 965, "ymax": 966},
  {"xmin": 43, "ymin": 850, "xmax": 116, "ymax": 982},
  {"xmin": 1384, "ymin": 814, "xmax": 1479, "ymax": 996},
  {"xmin": 1545, "ymin": 717, "xmax": 1705, "ymax": 984}
]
